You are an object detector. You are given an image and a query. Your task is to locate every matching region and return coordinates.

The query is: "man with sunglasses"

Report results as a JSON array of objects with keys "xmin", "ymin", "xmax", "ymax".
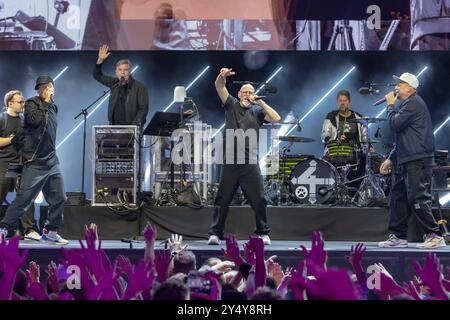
[{"xmin": 0, "ymin": 90, "xmax": 39, "ymax": 241}]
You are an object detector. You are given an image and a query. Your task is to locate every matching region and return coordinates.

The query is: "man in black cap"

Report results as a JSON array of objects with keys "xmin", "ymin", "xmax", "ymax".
[
  {"xmin": 93, "ymin": 45, "xmax": 149, "ymax": 127},
  {"xmin": 0, "ymin": 76, "xmax": 68, "ymax": 245}
]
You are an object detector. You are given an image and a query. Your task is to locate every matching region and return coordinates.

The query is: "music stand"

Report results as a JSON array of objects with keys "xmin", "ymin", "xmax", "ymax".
[{"xmin": 144, "ymin": 112, "xmax": 191, "ymax": 191}]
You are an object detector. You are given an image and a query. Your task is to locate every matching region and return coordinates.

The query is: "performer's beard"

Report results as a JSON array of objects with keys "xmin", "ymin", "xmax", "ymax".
[{"xmin": 241, "ymin": 98, "xmax": 252, "ymax": 108}]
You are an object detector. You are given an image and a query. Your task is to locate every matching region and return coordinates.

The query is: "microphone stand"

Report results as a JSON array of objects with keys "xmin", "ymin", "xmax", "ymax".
[{"xmin": 74, "ymin": 80, "xmax": 121, "ymax": 203}]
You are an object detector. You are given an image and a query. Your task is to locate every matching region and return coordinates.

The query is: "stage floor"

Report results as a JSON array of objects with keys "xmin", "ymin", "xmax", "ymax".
[{"xmin": 18, "ymin": 239, "xmax": 450, "ymax": 253}]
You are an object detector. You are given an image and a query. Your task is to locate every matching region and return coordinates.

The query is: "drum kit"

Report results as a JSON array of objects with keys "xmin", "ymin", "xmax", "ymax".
[{"xmin": 264, "ymin": 117, "xmax": 390, "ymax": 207}]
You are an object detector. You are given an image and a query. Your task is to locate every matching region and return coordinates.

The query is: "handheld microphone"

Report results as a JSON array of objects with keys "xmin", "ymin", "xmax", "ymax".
[
  {"xmin": 254, "ymin": 95, "xmax": 266, "ymax": 100},
  {"xmin": 119, "ymin": 76, "xmax": 125, "ymax": 85},
  {"xmin": 373, "ymin": 91, "xmax": 398, "ymax": 106}
]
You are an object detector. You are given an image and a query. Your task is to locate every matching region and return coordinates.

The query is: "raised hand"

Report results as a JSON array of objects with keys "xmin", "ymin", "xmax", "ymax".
[
  {"xmin": 168, "ymin": 233, "xmax": 187, "ymax": 254},
  {"xmin": 344, "ymin": 242, "xmax": 366, "ymax": 273},
  {"xmin": 115, "ymin": 255, "xmax": 133, "ymax": 276},
  {"xmin": 2, "ymin": 236, "xmax": 28, "ymax": 272},
  {"xmin": 289, "ymin": 261, "xmax": 308, "ymax": 300},
  {"xmin": 155, "ymin": 249, "xmax": 173, "ymax": 283},
  {"xmin": 45, "ymin": 261, "xmax": 60, "ymax": 294},
  {"xmin": 122, "ymin": 259, "xmax": 155, "ymax": 300},
  {"xmin": 219, "ymin": 68, "xmax": 235, "ymax": 78},
  {"xmin": 300, "ymin": 231, "xmax": 328, "ymax": 269},
  {"xmin": 27, "ymin": 282, "xmax": 50, "ymax": 300},
  {"xmin": 276, "ymin": 266, "xmax": 293, "ymax": 298},
  {"xmin": 413, "ymin": 253, "xmax": 449, "ymax": 299},
  {"xmin": 27, "ymin": 261, "xmax": 41, "ymax": 283},
  {"xmin": 221, "ymin": 235, "xmax": 244, "ymax": 266},
  {"xmin": 0, "ymin": 236, "xmax": 29, "ymax": 300},
  {"xmin": 143, "ymin": 222, "xmax": 157, "ymax": 244},
  {"xmin": 98, "ymin": 45, "xmax": 111, "ymax": 63},
  {"xmin": 402, "ymin": 281, "xmax": 422, "ymax": 300},
  {"xmin": 247, "ymin": 236, "xmax": 266, "ymax": 288},
  {"xmin": 79, "ymin": 223, "xmax": 105, "ymax": 278},
  {"xmin": 371, "ymin": 263, "xmax": 404, "ymax": 299},
  {"xmin": 301, "ymin": 261, "xmax": 360, "ymax": 300},
  {"xmin": 243, "ymin": 241, "xmax": 255, "ymax": 266}
]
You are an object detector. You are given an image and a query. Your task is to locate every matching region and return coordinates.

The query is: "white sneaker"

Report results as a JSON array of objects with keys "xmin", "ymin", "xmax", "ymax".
[
  {"xmin": 207, "ymin": 235, "xmax": 220, "ymax": 245},
  {"xmin": 24, "ymin": 231, "xmax": 42, "ymax": 241},
  {"xmin": 378, "ymin": 234, "xmax": 408, "ymax": 248},
  {"xmin": 260, "ymin": 234, "xmax": 271, "ymax": 245},
  {"xmin": 416, "ymin": 234, "xmax": 446, "ymax": 249},
  {"xmin": 41, "ymin": 229, "xmax": 69, "ymax": 245}
]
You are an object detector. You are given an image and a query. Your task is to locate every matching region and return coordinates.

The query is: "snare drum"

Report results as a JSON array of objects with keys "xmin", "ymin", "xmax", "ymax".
[
  {"xmin": 289, "ymin": 157, "xmax": 339, "ymax": 204},
  {"xmin": 0, "ymin": 31, "xmax": 56, "ymax": 50},
  {"xmin": 325, "ymin": 141, "xmax": 357, "ymax": 165}
]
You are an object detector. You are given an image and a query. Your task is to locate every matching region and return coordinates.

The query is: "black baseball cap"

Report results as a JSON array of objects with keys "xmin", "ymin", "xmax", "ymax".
[{"xmin": 34, "ymin": 75, "xmax": 54, "ymax": 90}]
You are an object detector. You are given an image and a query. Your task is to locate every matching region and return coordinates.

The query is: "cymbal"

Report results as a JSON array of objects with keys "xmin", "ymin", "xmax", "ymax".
[
  {"xmin": 348, "ymin": 117, "xmax": 387, "ymax": 123},
  {"xmin": 359, "ymin": 140, "xmax": 381, "ymax": 144},
  {"xmin": 275, "ymin": 136, "xmax": 315, "ymax": 143}
]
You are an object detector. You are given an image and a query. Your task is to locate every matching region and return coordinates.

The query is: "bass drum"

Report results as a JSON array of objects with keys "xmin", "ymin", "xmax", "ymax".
[{"xmin": 289, "ymin": 158, "xmax": 339, "ymax": 204}]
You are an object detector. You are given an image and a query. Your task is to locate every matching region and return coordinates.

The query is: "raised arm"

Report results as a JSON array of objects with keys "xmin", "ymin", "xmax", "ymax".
[
  {"xmin": 93, "ymin": 45, "xmax": 118, "ymax": 88},
  {"xmin": 215, "ymin": 68, "xmax": 234, "ymax": 104}
]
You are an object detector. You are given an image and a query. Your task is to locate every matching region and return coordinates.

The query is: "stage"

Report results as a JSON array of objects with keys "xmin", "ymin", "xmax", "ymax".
[{"xmin": 3, "ymin": 204, "xmax": 447, "ymax": 282}]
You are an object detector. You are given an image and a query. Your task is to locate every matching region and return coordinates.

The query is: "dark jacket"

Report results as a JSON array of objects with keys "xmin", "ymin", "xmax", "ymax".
[
  {"xmin": 387, "ymin": 93, "xmax": 434, "ymax": 165},
  {"xmin": 22, "ymin": 96, "xmax": 59, "ymax": 165},
  {"xmin": 93, "ymin": 63, "xmax": 149, "ymax": 127}
]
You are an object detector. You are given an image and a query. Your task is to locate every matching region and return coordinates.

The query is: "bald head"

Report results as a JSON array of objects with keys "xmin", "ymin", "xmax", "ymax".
[{"xmin": 238, "ymin": 84, "xmax": 255, "ymax": 107}]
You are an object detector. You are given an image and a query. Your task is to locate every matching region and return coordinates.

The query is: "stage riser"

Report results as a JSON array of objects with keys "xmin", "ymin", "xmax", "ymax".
[{"xmin": 2, "ymin": 205, "xmax": 447, "ymax": 242}]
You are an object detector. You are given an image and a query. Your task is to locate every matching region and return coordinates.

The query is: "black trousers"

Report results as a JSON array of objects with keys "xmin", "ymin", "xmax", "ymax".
[
  {"xmin": 388, "ymin": 157, "xmax": 441, "ymax": 239},
  {"xmin": 0, "ymin": 165, "xmax": 36, "ymax": 234},
  {"xmin": 209, "ymin": 164, "xmax": 270, "ymax": 238}
]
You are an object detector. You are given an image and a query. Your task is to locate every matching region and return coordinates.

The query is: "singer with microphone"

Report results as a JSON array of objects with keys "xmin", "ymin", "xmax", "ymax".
[
  {"xmin": 0, "ymin": 76, "xmax": 68, "ymax": 244},
  {"xmin": 207, "ymin": 67, "xmax": 281, "ymax": 246},
  {"xmin": 93, "ymin": 45, "xmax": 149, "ymax": 126},
  {"xmin": 378, "ymin": 72, "xmax": 445, "ymax": 249}
]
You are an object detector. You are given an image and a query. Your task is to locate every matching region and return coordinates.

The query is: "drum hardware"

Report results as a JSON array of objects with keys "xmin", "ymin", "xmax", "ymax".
[
  {"xmin": 339, "ymin": 117, "xmax": 389, "ymax": 206},
  {"xmin": 347, "ymin": 117, "xmax": 387, "ymax": 124},
  {"xmin": 274, "ymin": 136, "xmax": 315, "ymax": 143}
]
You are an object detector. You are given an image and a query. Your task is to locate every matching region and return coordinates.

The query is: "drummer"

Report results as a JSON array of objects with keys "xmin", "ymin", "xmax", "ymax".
[{"xmin": 321, "ymin": 89, "xmax": 370, "ymax": 155}]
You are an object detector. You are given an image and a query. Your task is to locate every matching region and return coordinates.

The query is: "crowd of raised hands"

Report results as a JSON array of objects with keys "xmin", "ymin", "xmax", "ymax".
[{"xmin": 0, "ymin": 225, "xmax": 449, "ymax": 300}]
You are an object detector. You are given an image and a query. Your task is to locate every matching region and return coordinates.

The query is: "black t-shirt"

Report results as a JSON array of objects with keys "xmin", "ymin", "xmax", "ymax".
[
  {"xmin": 0, "ymin": 113, "xmax": 23, "ymax": 164},
  {"xmin": 223, "ymin": 95, "xmax": 267, "ymax": 164},
  {"xmin": 338, "ymin": 112, "xmax": 359, "ymax": 144},
  {"xmin": 112, "ymin": 84, "xmax": 128, "ymax": 125}
]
